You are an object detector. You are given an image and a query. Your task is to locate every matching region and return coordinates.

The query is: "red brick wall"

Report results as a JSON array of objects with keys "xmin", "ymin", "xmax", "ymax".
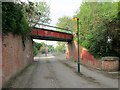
[
  {"xmin": 66, "ymin": 41, "xmax": 119, "ymax": 71},
  {"xmin": 66, "ymin": 41, "xmax": 101, "ymax": 70},
  {"xmin": 101, "ymin": 60, "xmax": 119, "ymax": 71},
  {"xmin": 2, "ymin": 33, "xmax": 34, "ymax": 87}
]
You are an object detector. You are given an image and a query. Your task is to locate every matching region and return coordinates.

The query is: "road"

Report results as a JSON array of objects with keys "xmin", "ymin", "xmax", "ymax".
[{"xmin": 7, "ymin": 54, "xmax": 118, "ymax": 88}]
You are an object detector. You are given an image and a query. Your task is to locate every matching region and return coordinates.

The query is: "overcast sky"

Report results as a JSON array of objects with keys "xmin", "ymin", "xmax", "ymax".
[
  {"xmin": 32, "ymin": 0, "xmax": 82, "ymax": 47},
  {"xmin": 45, "ymin": 0, "xmax": 82, "ymax": 25},
  {"xmin": 31, "ymin": 0, "xmax": 82, "ymax": 25}
]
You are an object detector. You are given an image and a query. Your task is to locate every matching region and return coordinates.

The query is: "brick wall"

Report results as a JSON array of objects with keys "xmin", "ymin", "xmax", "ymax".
[
  {"xmin": 66, "ymin": 41, "xmax": 119, "ymax": 71},
  {"xmin": 2, "ymin": 33, "xmax": 34, "ymax": 87}
]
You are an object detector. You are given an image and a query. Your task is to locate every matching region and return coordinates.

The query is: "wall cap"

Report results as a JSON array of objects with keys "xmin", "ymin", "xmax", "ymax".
[{"xmin": 102, "ymin": 57, "xmax": 119, "ymax": 61}]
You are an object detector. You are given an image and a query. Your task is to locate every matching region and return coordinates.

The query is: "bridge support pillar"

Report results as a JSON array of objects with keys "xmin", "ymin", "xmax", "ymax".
[{"xmin": 66, "ymin": 41, "xmax": 78, "ymax": 61}]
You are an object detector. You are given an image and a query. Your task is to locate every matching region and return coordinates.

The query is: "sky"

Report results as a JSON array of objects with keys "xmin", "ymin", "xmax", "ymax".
[
  {"xmin": 44, "ymin": 0, "xmax": 82, "ymax": 26},
  {"xmin": 32, "ymin": 0, "xmax": 82, "ymax": 47}
]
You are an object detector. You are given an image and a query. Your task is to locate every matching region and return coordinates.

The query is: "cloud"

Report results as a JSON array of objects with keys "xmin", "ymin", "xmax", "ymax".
[{"xmin": 45, "ymin": 0, "xmax": 82, "ymax": 25}]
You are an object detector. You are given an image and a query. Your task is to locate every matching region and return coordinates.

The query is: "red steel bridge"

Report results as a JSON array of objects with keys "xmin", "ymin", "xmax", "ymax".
[{"xmin": 31, "ymin": 23, "xmax": 73, "ymax": 42}]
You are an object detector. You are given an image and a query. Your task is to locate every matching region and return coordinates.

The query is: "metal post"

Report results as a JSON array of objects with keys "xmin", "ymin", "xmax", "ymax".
[
  {"xmin": 77, "ymin": 18, "xmax": 80, "ymax": 73},
  {"xmin": 45, "ymin": 41, "xmax": 47, "ymax": 56}
]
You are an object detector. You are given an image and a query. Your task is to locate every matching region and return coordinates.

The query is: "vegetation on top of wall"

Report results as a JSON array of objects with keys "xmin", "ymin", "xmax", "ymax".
[
  {"xmin": 2, "ymin": 1, "xmax": 51, "ymax": 37},
  {"xmin": 2, "ymin": 2, "xmax": 30, "ymax": 37}
]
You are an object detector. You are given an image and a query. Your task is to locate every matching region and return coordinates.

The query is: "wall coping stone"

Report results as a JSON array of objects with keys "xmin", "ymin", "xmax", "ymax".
[{"xmin": 102, "ymin": 57, "xmax": 119, "ymax": 61}]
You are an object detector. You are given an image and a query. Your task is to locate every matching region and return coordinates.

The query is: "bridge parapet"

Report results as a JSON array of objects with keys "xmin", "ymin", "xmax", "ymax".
[
  {"xmin": 31, "ymin": 28, "xmax": 73, "ymax": 42},
  {"xmin": 31, "ymin": 23, "xmax": 73, "ymax": 42},
  {"xmin": 32, "ymin": 22, "xmax": 72, "ymax": 34}
]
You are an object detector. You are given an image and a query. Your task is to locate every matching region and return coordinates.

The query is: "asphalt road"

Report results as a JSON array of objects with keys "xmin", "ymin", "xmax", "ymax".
[
  {"xmin": 32, "ymin": 55, "xmax": 99, "ymax": 88},
  {"xmin": 7, "ymin": 54, "xmax": 118, "ymax": 88}
]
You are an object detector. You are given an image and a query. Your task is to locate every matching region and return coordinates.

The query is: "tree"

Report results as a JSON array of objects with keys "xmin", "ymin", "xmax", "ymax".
[
  {"xmin": 21, "ymin": 1, "xmax": 51, "ymax": 27},
  {"xmin": 33, "ymin": 42, "xmax": 47, "ymax": 55},
  {"xmin": 56, "ymin": 16, "xmax": 76, "ymax": 39},
  {"xmin": 75, "ymin": 1, "xmax": 119, "ymax": 57},
  {"xmin": 47, "ymin": 45, "xmax": 55, "ymax": 53},
  {"xmin": 2, "ymin": 2, "xmax": 30, "ymax": 37},
  {"xmin": 55, "ymin": 42, "xmax": 66, "ymax": 53}
]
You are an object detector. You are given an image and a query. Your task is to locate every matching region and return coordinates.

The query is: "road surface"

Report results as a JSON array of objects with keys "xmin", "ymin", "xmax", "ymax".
[{"xmin": 6, "ymin": 54, "xmax": 118, "ymax": 88}]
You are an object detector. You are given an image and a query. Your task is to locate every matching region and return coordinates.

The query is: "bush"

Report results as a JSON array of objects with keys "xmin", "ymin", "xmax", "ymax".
[{"xmin": 2, "ymin": 2, "xmax": 30, "ymax": 37}]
